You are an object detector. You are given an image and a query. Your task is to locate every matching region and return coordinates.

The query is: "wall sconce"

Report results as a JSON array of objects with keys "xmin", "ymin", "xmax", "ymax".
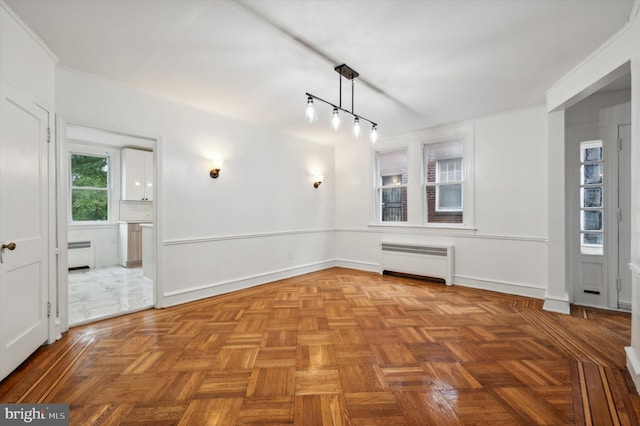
[
  {"xmin": 210, "ymin": 159, "xmax": 224, "ymax": 179},
  {"xmin": 313, "ymin": 175, "xmax": 323, "ymax": 188}
]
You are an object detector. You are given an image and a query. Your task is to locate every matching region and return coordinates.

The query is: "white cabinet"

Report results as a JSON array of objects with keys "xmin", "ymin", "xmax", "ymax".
[{"xmin": 122, "ymin": 148, "xmax": 153, "ymax": 201}]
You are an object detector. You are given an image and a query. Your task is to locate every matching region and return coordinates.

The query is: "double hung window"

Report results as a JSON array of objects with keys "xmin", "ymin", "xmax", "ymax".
[
  {"xmin": 376, "ymin": 149, "xmax": 408, "ymax": 222},
  {"xmin": 70, "ymin": 153, "xmax": 110, "ymax": 222},
  {"xmin": 423, "ymin": 139, "xmax": 464, "ymax": 224}
]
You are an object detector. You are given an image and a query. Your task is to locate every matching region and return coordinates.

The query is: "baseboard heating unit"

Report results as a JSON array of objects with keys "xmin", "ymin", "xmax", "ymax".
[
  {"xmin": 68, "ymin": 240, "xmax": 94, "ymax": 269},
  {"xmin": 380, "ymin": 242, "xmax": 454, "ymax": 285}
]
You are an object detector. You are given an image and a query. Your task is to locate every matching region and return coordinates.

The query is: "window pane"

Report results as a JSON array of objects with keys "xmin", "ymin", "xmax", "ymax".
[
  {"xmin": 580, "ymin": 232, "xmax": 603, "ymax": 255},
  {"xmin": 437, "ymin": 158, "xmax": 463, "ymax": 183},
  {"xmin": 381, "ymin": 187, "xmax": 407, "ymax": 222},
  {"xmin": 583, "ymin": 146, "xmax": 602, "ymax": 162},
  {"xmin": 378, "ymin": 150, "xmax": 407, "ymax": 185},
  {"xmin": 581, "ymin": 233, "xmax": 603, "ymax": 245},
  {"xmin": 581, "ymin": 210, "xmax": 602, "ymax": 231},
  {"xmin": 582, "ymin": 187, "xmax": 602, "ymax": 208},
  {"xmin": 581, "ymin": 163, "xmax": 602, "ymax": 185},
  {"xmin": 71, "ymin": 154, "xmax": 108, "ymax": 188},
  {"xmin": 426, "ymin": 187, "xmax": 463, "ymax": 224},
  {"xmin": 72, "ymin": 189, "xmax": 108, "ymax": 221},
  {"xmin": 424, "ymin": 140, "xmax": 463, "ymax": 183},
  {"xmin": 382, "ymin": 174, "xmax": 402, "ymax": 186},
  {"xmin": 438, "ymin": 184, "xmax": 462, "ymax": 210}
]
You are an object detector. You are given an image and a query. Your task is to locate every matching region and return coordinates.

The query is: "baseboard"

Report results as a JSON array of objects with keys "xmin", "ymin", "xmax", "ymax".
[
  {"xmin": 161, "ymin": 258, "xmax": 557, "ymax": 312},
  {"xmin": 337, "ymin": 259, "xmax": 547, "ymax": 299},
  {"xmin": 543, "ymin": 295, "xmax": 571, "ymax": 315},
  {"xmin": 334, "ymin": 258, "xmax": 380, "ymax": 273},
  {"xmin": 162, "ymin": 260, "xmax": 335, "ymax": 307},
  {"xmin": 454, "ymin": 274, "xmax": 546, "ymax": 299},
  {"xmin": 626, "ymin": 346, "xmax": 640, "ymax": 395}
]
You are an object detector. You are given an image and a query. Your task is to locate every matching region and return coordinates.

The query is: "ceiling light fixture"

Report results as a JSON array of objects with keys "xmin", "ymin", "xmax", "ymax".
[{"xmin": 305, "ymin": 64, "xmax": 378, "ymax": 143}]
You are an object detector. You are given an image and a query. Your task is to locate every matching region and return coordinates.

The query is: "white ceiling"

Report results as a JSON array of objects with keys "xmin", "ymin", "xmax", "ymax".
[{"xmin": 5, "ymin": 0, "xmax": 635, "ymax": 145}]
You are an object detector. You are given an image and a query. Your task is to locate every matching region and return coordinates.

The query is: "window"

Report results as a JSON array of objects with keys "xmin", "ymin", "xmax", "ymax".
[
  {"xmin": 70, "ymin": 153, "xmax": 110, "ymax": 222},
  {"xmin": 423, "ymin": 139, "xmax": 464, "ymax": 224},
  {"xmin": 376, "ymin": 149, "xmax": 408, "ymax": 222},
  {"xmin": 579, "ymin": 140, "xmax": 603, "ymax": 255}
]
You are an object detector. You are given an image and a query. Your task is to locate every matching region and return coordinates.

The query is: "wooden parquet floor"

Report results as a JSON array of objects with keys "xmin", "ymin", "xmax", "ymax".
[{"xmin": 1, "ymin": 267, "xmax": 639, "ymax": 425}]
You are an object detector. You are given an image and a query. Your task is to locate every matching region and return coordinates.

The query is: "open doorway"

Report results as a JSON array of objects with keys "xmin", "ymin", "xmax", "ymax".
[
  {"xmin": 565, "ymin": 72, "xmax": 631, "ymax": 311},
  {"xmin": 62, "ymin": 124, "xmax": 157, "ymax": 326}
]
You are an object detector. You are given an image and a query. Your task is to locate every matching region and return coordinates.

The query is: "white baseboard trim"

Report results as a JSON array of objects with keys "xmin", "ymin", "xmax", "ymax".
[
  {"xmin": 543, "ymin": 295, "xmax": 571, "ymax": 315},
  {"xmin": 161, "ymin": 260, "xmax": 335, "ymax": 307},
  {"xmin": 337, "ymin": 259, "xmax": 546, "ymax": 299},
  {"xmin": 454, "ymin": 275, "xmax": 546, "ymax": 299},
  {"xmin": 626, "ymin": 346, "xmax": 640, "ymax": 395},
  {"xmin": 334, "ymin": 259, "xmax": 380, "ymax": 273},
  {"xmin": 160, "ymin": 259, "xmax": 555, "ymax": 312}
]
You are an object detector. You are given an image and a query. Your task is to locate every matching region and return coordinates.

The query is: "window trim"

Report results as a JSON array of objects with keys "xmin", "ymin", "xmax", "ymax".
[
  {"xmin": 369, "ymin": 125, "xmax": 474, "ymax": 230},
  {"xmin": 421, "ymin": 127, "xmax": 474, "ymax": 227}
]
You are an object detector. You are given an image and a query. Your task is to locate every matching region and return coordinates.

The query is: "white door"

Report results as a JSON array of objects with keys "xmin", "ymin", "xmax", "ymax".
[
  {"xmin": 0, "ymin": 79, "xmax": 50, "ymax": 381},
  {"xmin": 568, "ymin": 121, "xmax": 630, "ymax": 310},
  {"xmin": 569, "ymin": 124, "xmax": 608, "ymax": 308}
]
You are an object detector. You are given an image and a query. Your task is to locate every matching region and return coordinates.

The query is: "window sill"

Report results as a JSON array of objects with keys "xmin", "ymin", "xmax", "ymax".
[
  {"xmin": 68, "ymin": 222, "xmax": 118, "ymax": 229},
  {"xmin": 368, "ymin": 223, "xmax": 477, "ymax": 232}
]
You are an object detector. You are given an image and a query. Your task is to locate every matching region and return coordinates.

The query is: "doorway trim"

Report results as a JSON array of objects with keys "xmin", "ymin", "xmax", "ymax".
[
  {"xmin": 544, "ymin": 61, "xmax": 632, "ymax": 315},
  {"xmin": 55, "ymin": 119, "xmax": 163, "ymax": 334}
]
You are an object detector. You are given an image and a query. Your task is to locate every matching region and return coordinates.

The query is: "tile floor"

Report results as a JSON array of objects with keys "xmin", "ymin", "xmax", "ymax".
[{"xmin": 68, "ymin": 265, "xmax": 154, "ymax": 326}]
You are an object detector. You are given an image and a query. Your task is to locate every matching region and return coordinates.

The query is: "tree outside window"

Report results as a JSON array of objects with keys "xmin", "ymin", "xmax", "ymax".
[{"xmin": 70, "ymin": 153, "xmax": 109, "ymax": 222}]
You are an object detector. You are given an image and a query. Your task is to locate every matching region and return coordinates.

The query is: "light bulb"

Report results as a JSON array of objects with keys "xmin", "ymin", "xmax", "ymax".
[
  {"xmin": 305, "ymin": 96, "xmax": 317, "ymax": 123},
  {"xmin": 331, "ymin": 107, "xmax": 341, "ymax": 130},
  {"xmin": 353, "ymin": 117, "xmax": 362, "ymax": 138},
  {"xmin": 370, "ymin": 125, "xmax": 378, "ymax": 143}
]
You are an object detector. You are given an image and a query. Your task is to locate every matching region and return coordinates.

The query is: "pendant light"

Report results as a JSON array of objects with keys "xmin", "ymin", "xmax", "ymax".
[{"xmin": 305, "ymin": 64, "xmax": 378, "ymax": 142}]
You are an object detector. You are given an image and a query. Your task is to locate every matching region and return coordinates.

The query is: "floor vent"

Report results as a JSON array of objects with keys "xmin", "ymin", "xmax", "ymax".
[
  {"xmin": 381, "ymin": 242, "xmax": 454, "ymax": 285},
  {"xmin": 68, "ymin": 240, "xmax": 94, "ymax": 269}
]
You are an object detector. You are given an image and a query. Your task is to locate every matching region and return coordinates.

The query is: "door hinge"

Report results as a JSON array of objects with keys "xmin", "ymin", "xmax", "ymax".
[
  {"xmin": 47, "ymin": 127, "xmax": 51, "ymax": 143},
  {"xmin": 617, "ymin": 209, "xmax": 622, "ymax": 222},
  {"xmin": 47, "ymin": 301, "xmax": 51, "ymax": 317},
  {"xmin": 617, "ymin": 277, "xmax": 622, "ymax": 291},
  {"xmin": 617, "ymin": 137, "xmax": 622, "ymax": 151}
]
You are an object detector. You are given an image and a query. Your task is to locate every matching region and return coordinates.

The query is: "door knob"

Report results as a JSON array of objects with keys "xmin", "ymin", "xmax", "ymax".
[{"xmin": 1, "ymin": 242, "xmax": 15, "ymax": 251}]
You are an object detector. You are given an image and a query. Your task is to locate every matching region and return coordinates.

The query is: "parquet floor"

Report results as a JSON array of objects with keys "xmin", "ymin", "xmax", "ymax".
[{"xmin": 1, "ymin": 267, "xmax": 639, "ymax": 425}]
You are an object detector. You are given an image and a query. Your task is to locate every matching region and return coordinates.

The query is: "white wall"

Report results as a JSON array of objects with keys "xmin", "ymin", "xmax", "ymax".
[
  {"xmin": 67, "ymin": 225, "xmax": 118, "ymax": 267},
  {"xmin": 335, "ymin": 106, "xmax": 549, "ymax": 298},
  {"xmin": 56, "ymin": 68, "xmax": 335, "ymax": 307},
  {"xmin": 0, "ymin": 4, "xmax": 56, "ymax": 109}
]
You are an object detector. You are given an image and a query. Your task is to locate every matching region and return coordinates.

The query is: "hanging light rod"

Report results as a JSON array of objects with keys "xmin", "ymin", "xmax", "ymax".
[
  {"xmin": 305, "ymin": 64, "xmax": 378, "ymax": 142},
  {"xmin": 304, "ymin": 92, "xmax": 377, "ymax": 128}
]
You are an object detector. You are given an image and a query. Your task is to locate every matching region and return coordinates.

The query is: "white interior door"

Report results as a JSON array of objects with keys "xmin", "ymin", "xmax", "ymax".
[
  {"xmin": 0, "ymin": 79, "xmax": 50, "ymax": 381},
  {"xmin": 568, "ymin": 120, "xmax": 630, "ymax": 310},
  {"xmin": 568, "ymin": 123, "xmax": 609, "ymax": 308}
]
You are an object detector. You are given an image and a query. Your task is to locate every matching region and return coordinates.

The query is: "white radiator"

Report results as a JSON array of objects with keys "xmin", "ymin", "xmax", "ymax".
[
  {"xmin": 68, "ymin": 241, "xmax": 94, "ymax": 269},
  {"xmin": 380, "ymin": 242, "xmax": 454, "ymax": 285}
]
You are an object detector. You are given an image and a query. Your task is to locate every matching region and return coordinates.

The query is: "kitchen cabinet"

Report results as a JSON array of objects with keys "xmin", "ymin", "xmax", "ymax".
[
  {"xmin": 122, "ymin": 148, "xmax": 153, "ymax": 201},
  {"xmin": 119, "ymin": 222, "xmax": 142, "ymax": 267}
]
